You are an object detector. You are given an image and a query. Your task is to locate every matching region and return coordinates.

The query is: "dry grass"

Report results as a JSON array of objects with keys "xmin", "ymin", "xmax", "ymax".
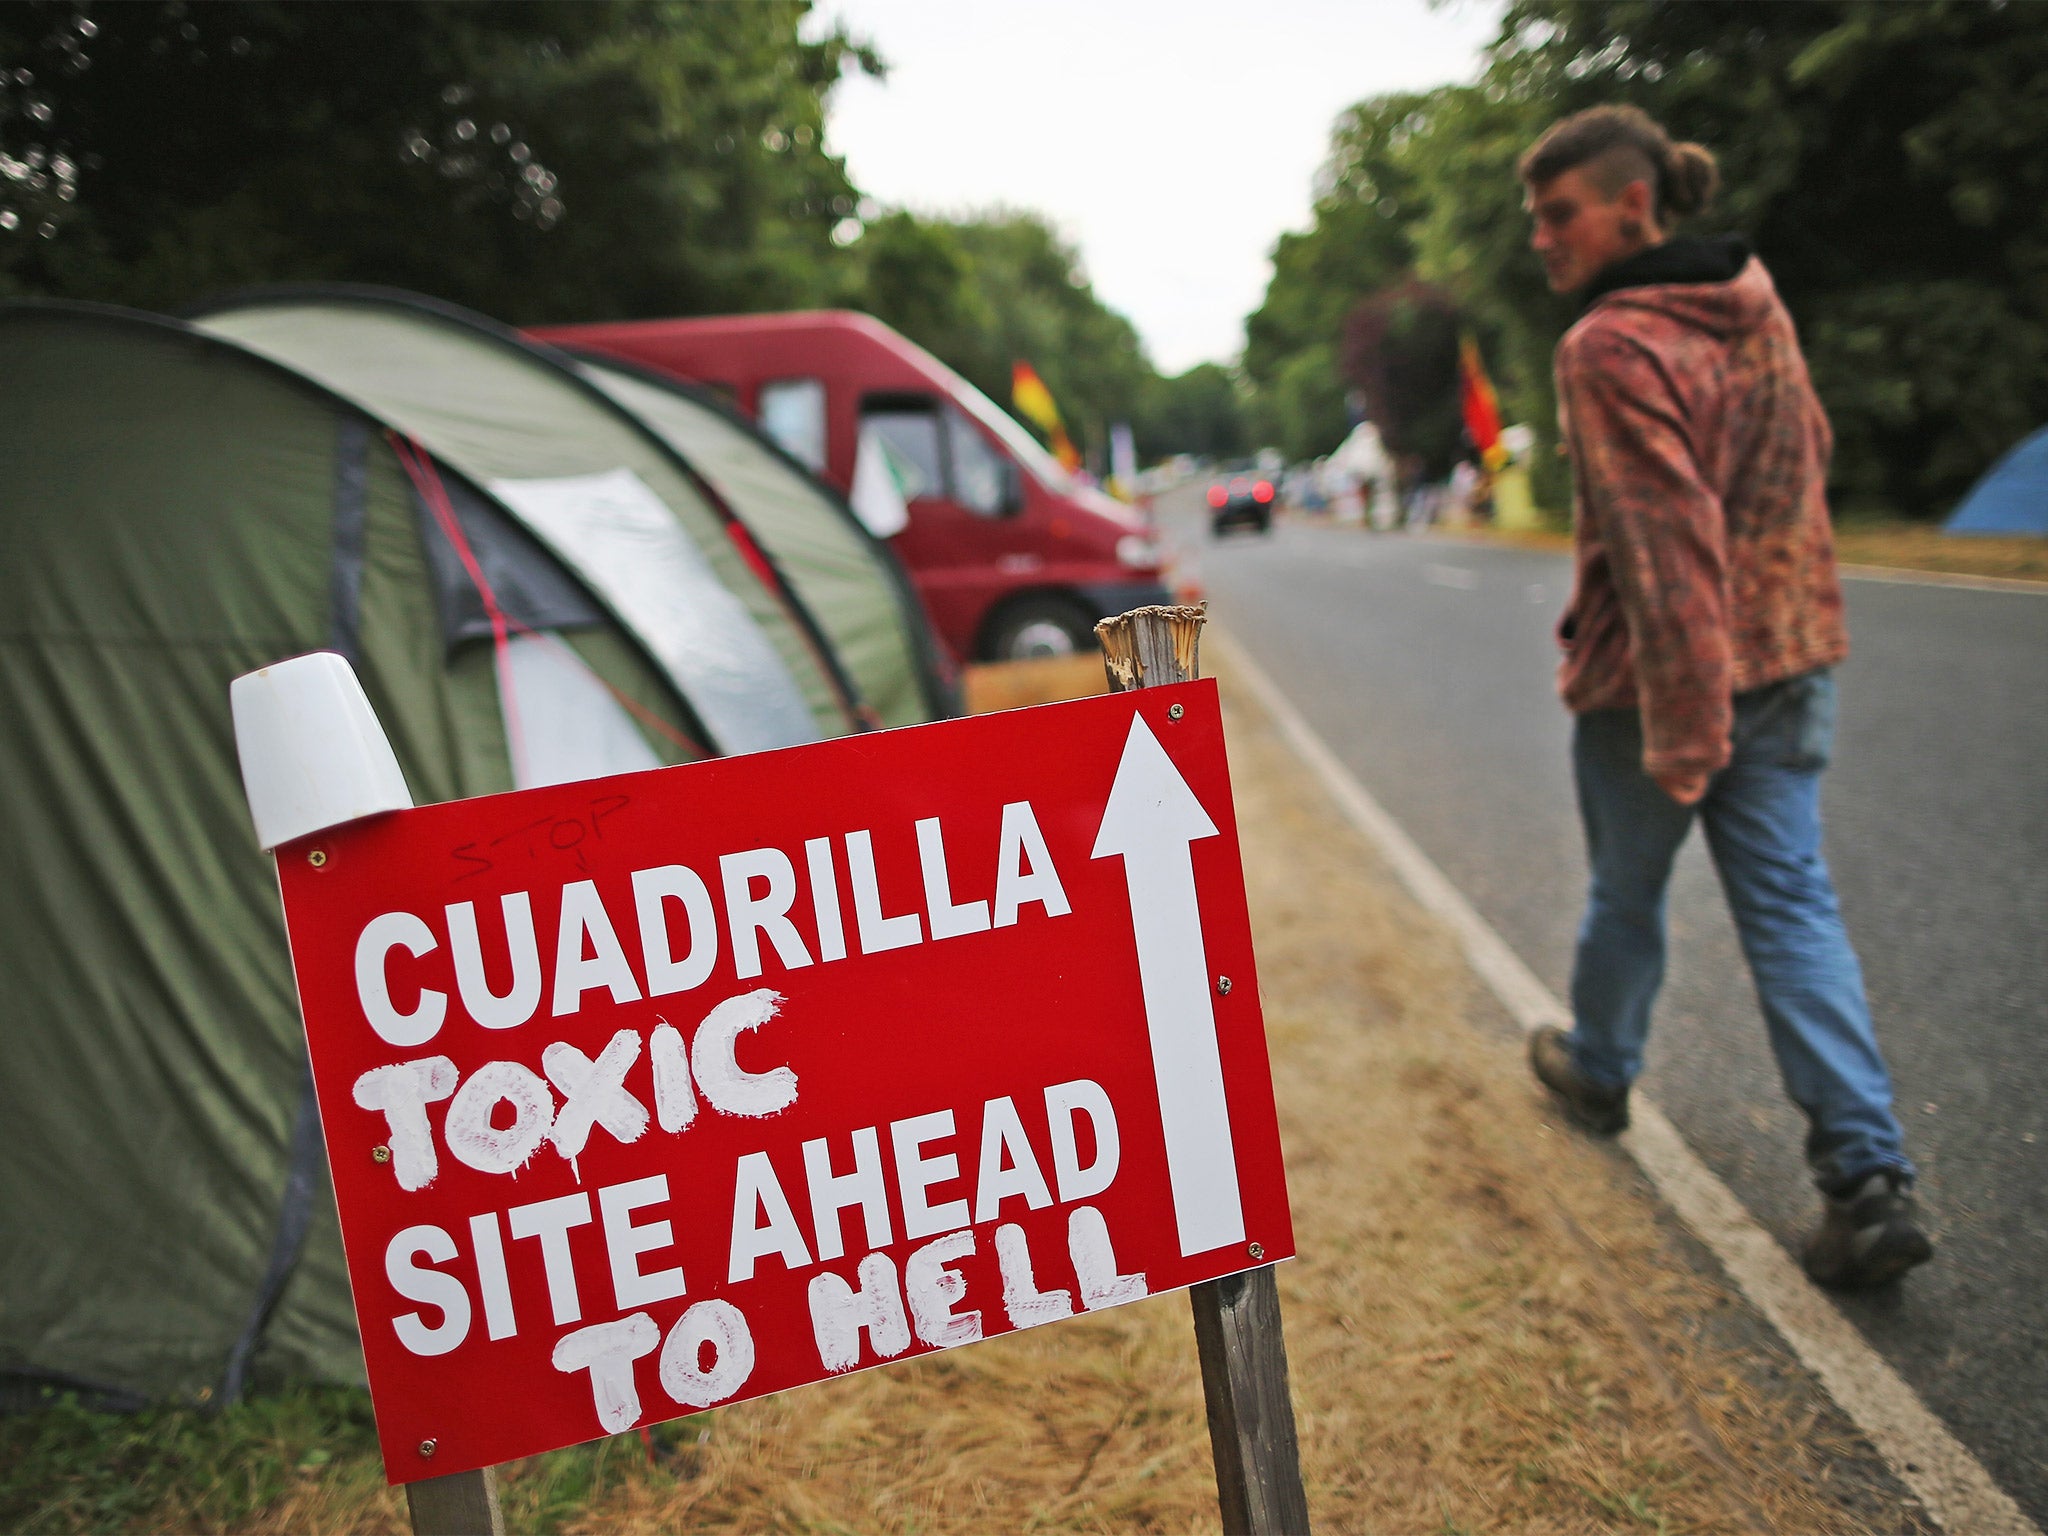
[
  {"xmin": 962, "ymin": 653, "xmax": 1112, "ymax": 714},
  {"xmin": 556, "ymin": 654, "xmax": 1917, "ymax": 1533},
  {"xmin": 1429, "ymin": 519, "xmax": 2047, "ymax": 584},
  {"xmin": 8, "ymin": 646, "xmax": 1923, "ymax": 1534},
  {"xmin": 1831, "ymin": 523, "xmax": 2048, "ymax": 583}
]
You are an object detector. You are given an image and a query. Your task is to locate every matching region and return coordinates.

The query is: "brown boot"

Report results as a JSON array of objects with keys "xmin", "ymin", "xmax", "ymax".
[
  {"xmin": 1802, "ymin": 1171, "xmax": 1934, "ymax": 1290},
  {"xmin": 1528, "ymin": 1025, "xmax": 1630, "ymax": 1135}
]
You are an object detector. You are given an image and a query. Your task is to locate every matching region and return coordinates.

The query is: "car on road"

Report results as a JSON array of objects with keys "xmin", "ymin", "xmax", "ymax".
[{"xmin": 1206, "ymin": 467, "xmax": 1276, "ymax": 535}]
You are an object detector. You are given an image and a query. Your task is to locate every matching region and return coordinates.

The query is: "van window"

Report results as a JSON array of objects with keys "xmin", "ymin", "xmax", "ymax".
[
  {"xmin": 759, "ymin": 378, "xmax": 827, "ymax": 471},
  {"xmin": 946, "ymin": 409, "xmax": 1009, "ymax": 516},
  {"xmin": 859, "ymin": 399, "xmax": 941, "ymax": 500},
  {"xmin": 946, "ymin": 373, "xmax": 1075, "ymax": 495}
]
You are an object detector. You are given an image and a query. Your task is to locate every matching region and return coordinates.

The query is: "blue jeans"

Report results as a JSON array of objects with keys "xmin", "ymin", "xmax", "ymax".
[{"xmin": 1568, "ymin": 670, "xmax": 1913, "ymax": 1195}]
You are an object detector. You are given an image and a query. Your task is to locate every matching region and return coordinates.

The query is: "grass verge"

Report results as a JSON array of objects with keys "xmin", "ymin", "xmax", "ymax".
[
  {"xmin": 1427, "ymin": 518, "xmax": 2047, "ymax": 584},
  {"xmin": 1830, "ymin": 521, "xmax": 2047, "ymax": 583}
]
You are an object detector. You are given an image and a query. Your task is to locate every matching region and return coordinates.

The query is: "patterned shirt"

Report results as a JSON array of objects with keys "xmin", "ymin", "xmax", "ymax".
[{"xmin": 1554, "ymin": 255, "xmax": 1848, "ymax": 786}]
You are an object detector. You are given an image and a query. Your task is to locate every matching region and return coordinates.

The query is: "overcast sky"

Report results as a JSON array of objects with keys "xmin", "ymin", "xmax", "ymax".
[{"xmin": 817, "ymin": 0, "xmax": 1504, "ymax": 374}]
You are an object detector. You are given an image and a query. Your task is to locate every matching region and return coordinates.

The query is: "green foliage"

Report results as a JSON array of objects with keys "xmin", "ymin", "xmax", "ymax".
[
  {"xmin": 844, "ymin": 207, "xmax": 1159, "ymax": 466},
  {"xmin": 0, "ymin": 4, "xmax": 1220, "ymax": 465},
  {"xmin": 1243, "ymin": 93, "xmax": 1425, "ymax": 388},
  {"xmin": 1240, "ymin": 94, "xmax": 1430, "ymax": 463},
  {"xmin": 1245, "ymin": 0, "xmax": 2048, "ymax": 515},
  {"xmin": 953, "ymin": 214, "xmax": 1154, "ymax": 462},
  {"xmin": 1139, "ymin": 362, "xmax": 1248, "ymax": 461},
  {"xmin": 0, "ymin": 1385, "xmax": 722, "ymax": 1536},
  {"xmin": 1805, "ymin": 280, "xmax": 2048, "ymax": 511},
  {"xmin": 1249, "ymin": 343, "xmax": 1348, "ymax": 465},
  {"xmin": 1243, "ymin": 80, "xmax": 1570, "ymax": 492},
  {"xmin": 0, "ymin": 1384, "xmax": 383, "ymax": 1534},
  {"xmin": 1490, "ymin": 0, "xmax": 2048, "ymax": 515},
  {"xmin": 855, "ymin": 211, "xmax": 995, "ymax": 374},
  {"xmin": 0, "ymin": 0, "xmax": 876, "ymax": 321}
]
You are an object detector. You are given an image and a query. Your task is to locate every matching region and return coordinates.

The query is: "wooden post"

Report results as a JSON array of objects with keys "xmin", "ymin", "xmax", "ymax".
[
  {"xmin": 230, "ymin": 653, "xmax": 509, "ymax": 1536},
  {"xmin": 1095, "ymin": 604, "xmax": 1311, "ymax": 1536},
  {"xmin": 404, "ymin": 1468, "xmax": 505, "ymax": 1536},
  {"xmin": 1186, "ymin": 1267, "xmax": 1309, "ymax": 1535}
]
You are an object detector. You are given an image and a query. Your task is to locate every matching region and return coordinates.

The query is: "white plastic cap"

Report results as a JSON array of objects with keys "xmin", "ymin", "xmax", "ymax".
[{"xmin": 231, "ymin": 652, "xmax": 415, "ymax": 850}]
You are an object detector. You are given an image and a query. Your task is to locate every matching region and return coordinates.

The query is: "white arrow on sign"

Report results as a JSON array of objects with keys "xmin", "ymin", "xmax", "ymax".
[{"xmin": 1092, "ymin": 713, "xmax": 1246, "ymax": 1258}]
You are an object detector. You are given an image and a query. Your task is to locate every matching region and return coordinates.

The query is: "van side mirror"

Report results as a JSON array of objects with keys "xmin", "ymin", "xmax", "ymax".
[{"xmin": 1000, "ymin": 459, "xmax": 1026, "ymax": 517}]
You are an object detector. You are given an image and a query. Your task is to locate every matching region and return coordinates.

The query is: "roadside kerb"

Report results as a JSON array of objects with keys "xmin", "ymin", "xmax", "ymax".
[{"xmin": 1211, "ymin": 626, "xmax": 2040, "ymax": 1536}]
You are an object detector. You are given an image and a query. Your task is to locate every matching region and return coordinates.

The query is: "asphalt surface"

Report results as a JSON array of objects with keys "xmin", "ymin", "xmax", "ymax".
[{"xmin": 1158, "ymin": 489, "xmax": 2048, "ymax": 1523}]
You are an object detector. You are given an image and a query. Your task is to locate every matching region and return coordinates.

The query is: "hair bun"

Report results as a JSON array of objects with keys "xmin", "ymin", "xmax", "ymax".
[
  {"xmin": 1521, "ymin": 107, "xmax": 1720, "ymax": 227},
  {"xmin": 1665, "ymin": 141, "xmax": 1720, "ymax": 217}
]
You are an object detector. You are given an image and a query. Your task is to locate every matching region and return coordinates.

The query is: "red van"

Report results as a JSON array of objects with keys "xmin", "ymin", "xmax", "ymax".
[{"xmin": 527, "ymin": 310, "xmax": 1173, "ymax": 663}]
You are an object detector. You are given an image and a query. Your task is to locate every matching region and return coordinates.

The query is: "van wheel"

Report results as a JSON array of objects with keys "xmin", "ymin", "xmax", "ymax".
[{"xmin": 984, "ymin": 597, "xmax": 1098, "ymax": 661}]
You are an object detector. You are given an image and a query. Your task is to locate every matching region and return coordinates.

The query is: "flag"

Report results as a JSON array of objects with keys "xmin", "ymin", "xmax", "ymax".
[
  {"xmin": 1108, "ymin": 421, "xmax": 1138, "ymax": 498},
  {"xmin": 849, "ymin": 423, "xmax": 914, "ymax": 538},
  {"xmin": 1459, "ymin": 334, "xmax": 1508, "ymax": 472},
  {"xmin": 1011, "ymin": 360, "xmax": 1083, "ymax": 473}
]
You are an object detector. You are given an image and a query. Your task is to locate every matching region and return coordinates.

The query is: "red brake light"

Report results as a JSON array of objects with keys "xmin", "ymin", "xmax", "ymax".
[
  {"xmin": 1206, "ymin": 486, "xmax": 1227, "ymax": 507},
  {"xmin": 1253, "ymin": 480, "xmax": 1273, "ymax": 503}
]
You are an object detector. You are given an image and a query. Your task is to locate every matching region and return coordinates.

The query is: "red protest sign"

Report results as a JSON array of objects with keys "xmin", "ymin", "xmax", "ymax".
[{"xmin": 273, "ymin": 679, "xmax": 1293, "ymax": 1481}]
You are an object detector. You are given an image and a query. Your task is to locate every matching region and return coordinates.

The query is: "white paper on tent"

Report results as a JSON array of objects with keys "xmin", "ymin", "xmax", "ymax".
[
  {"xmin": 498, "ymin": 632, "xmax": 664, "ymax": 790},
  {"xmin": 849, "ymin": 424, "xmax": 916, "ymax": 538},
  {"xmin": 489, "ymin": 468, "xmax": 821, "ymax": 756}
]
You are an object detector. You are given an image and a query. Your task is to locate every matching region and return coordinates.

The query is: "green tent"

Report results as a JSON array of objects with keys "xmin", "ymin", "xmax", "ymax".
[
  {"xmin": 190, "ymin": 286, "xmax": 951, "ymax": 740},
  {"xmin": 565, "ymin": 353, "xmax": 956, "ymax": 728},
  {"xmin": 0, "ymin": 297, "xmax": 929, "ymax": 1409}
]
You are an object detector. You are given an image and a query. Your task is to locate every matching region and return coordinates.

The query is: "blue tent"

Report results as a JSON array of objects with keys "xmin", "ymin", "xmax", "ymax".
[{"xmin": 1946, "ymin": 427, "xmax": 2048, "ymax": 535}]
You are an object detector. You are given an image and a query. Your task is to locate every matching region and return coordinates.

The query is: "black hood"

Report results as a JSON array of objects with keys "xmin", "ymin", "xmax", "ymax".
[{"xmin": 1581, "ymin": 233, "xmax": 1752, "ymax": 310}]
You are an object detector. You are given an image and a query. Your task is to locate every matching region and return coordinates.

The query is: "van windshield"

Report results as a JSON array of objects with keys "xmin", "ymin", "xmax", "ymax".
[{"xmin": 946, "ymin": 374, "xmax": 1075, "ymax": 495}]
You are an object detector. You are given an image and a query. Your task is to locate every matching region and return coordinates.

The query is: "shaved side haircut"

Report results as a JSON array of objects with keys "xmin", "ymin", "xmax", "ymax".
[{"xmin": 1519, "ymin": 104, "xmax": 1719, "ymax": 223}]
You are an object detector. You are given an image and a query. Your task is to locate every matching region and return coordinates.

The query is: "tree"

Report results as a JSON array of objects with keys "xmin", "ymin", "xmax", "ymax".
[
  {"xmin": 1242, "ymin": 1, "xmax": 2048, "ymax": 515},
  {"xmin": 1341, "ymin": 278, "xmax": 1466, "ymax": 482},
  {"xmin": 845, "ymin": 208, "xmax": 1155, "ymax": 469},
  {"xmin": 0, "ymin": 0, "xmax": 879, "ymax": 321},
  {"xmin": 1137, "ymin": 362, "xmax": 1247, "ymax": 462},
  {"xmin": 854, "ymin": 211, "xmax": 994, "ymax": 377},
  {"xmin": 948, "ymin": 212, "xmax": 1152, "ymax": 467},
  {"xmin": 1240, "ymin": 94, "xmax": 1432, "ymax": 462},
  {"xmin": 1477, "ymin": 0, "xmax": 2048, "ymax": 513},
  {"xmin": 1, "ymin": 7, "xmax": 1189, "ymax": 468},
  {"xmin": 1243, "ymin": 94, "xmax": 1426, "ymax": 385},
  {"xmin": 1241, "ymin": 345, "xmax": 1340, "ymax": 464}
]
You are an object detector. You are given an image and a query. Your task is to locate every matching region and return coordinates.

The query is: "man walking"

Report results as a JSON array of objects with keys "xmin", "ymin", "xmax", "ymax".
[{"xmin": 1519, "ymin": 105, "xmax": 1932, "ymax": 1289}]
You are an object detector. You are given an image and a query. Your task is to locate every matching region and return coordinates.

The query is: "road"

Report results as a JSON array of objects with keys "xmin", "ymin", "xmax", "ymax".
[{"xmin": 1157, "ymin": 488, "xmax": 2048, "ymax": 1522}]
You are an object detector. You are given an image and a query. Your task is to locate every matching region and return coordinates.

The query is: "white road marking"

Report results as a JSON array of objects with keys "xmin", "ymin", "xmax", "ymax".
[
  {"xmin": 1214, "ymin": 627, "xmax": 2039, "ymax": 1536},
  {"xmin": 1424, "ymin": 563, "xmax": 1479, "ymax": 590}
]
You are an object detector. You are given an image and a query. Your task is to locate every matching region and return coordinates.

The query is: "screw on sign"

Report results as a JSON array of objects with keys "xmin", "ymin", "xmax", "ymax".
[{"xmin": 230, "ymin": 609, "xmax": 1304, "ymax": 1536}]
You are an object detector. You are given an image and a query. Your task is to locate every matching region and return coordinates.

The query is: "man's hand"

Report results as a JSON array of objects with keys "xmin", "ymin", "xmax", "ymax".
[{"xmin": 1652, "ymin": 765, "xmax": 1710, "ymax": 807}]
